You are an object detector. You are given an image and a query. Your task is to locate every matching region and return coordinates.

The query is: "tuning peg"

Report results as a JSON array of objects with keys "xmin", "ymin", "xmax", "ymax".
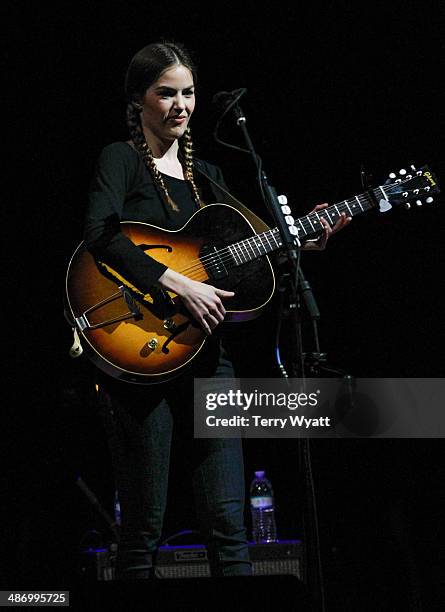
[
  {"xmin": 426, "ymin": 197, "xmax": 434, "ymax": 204},
  {"xmin": 410, "ymin": 164, "xmax": 417, "ymax": 170},
  {"xmin": 399, "ymin": 168, "xmax": 407, "ymax": 175},
  {"xmin": 389, "ymin": 172, "xmax": 396, "ymax": 179},
  {"xmin": 404, "ymin": 203, "xmax": 411, "ymax": 210},
  {"xmin": 281, "ymin": 205, "xmax": 291, "ymax": 214},
  {"xmin": 278, "ymin": 195, "xmax": 288, "ymax": 205},
  {"xmin": 416, "ymin": 200, "xmax": 423, "ymax": 206}
]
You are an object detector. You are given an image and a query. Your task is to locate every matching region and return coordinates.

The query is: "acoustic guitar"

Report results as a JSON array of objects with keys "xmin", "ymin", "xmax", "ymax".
[{"xmin": 65, "ymin": 166, "xmax": 439, "ymax": 383}]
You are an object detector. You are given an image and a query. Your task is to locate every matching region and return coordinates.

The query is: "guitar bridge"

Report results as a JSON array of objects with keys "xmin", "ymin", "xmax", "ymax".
[{"xmin": 75, "ymin": 285, "xmax": 142, "ymax": 331}]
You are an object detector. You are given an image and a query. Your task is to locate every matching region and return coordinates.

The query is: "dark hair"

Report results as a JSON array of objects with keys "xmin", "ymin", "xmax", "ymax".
[
  {"xmin": 124, "ymin": 41, "xmax": 201, "ymax": 211},
  {"xmin": 125, "ymin": 41, "xmax": 197, "ymax": 103}
]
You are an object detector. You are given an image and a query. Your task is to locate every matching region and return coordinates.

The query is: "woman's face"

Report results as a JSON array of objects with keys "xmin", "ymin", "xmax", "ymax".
[{"xmin": 140, "ymin": 64, "xmax": 195, "ymax": 145}]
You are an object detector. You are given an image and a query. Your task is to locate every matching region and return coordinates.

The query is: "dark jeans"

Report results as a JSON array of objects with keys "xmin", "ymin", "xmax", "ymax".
[{"xmin": 98, "ymin": 340, "xmax": 252, "ymax": 579}]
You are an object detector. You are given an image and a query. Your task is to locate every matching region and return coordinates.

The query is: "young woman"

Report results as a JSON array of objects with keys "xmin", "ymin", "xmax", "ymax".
[{"xmin": 84, "ymin": 41, "xmax": 349, "ymax": 580}]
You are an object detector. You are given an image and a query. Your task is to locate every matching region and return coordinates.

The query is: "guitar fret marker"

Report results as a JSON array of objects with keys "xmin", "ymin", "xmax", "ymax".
[
  {"xmin": 271, "ymin": 231, "xmax": 281, "ymax": 248},
  {"xmin": 297, "ymin": 218, "xmax": 306, "ymax": 236},
  {"xmin": 344, "ymin": 200, "xmax": 353, "ymax": 216},
  {"xmin": 314, "ymin": 211, "xmax": 324, "ymax": 229},
  {"xmin": 264, "ymin": 231, "xmax": 273, "ymax": 251},
  {"xmin": 355, "ymin": 196, "xmax": 364, "ymax": 212},
  {"xmin": 253, "ymin": 237, "xmax": 263, "ymax": 256}
]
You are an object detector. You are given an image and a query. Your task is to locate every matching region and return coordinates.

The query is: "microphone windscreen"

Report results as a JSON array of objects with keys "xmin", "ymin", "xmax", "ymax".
[{"xmin": 212, "ymin": 90, "xmax": 233, "ymax": 106}]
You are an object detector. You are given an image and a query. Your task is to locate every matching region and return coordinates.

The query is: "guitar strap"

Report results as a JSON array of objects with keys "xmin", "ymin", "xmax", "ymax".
[{"xmin": 193, "ymin": 160, "xmax": 271, "ymax": 234}]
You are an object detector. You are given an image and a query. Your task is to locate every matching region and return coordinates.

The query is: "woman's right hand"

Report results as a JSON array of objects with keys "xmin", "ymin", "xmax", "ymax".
[{"xmin": 157, "ymin": 269, "xmax": 234, "ymax": 335}]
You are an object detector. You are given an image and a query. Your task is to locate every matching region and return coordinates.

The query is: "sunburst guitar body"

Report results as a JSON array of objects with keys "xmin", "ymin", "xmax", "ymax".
[{"xmin": 65, "ymin": 204, "xmax": 276, "ymax": 384}]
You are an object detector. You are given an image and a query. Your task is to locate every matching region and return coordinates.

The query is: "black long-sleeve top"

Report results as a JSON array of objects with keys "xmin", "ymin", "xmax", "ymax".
[{"xmin": 84, "ymin": 141, "xmax": 230, "ymax": 294}]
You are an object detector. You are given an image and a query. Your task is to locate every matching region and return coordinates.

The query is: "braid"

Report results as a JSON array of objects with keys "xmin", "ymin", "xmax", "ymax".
[
  {"xmin": 126, "ymin": 102, "xmax": 179, "ymax": 212},
  {"xmin": 124, "ymin": 42, "xmax": 202, "ymax": 212},
  {"xmin": 181, "ymin": 127, "xmax": 204, "ymax": 208}
]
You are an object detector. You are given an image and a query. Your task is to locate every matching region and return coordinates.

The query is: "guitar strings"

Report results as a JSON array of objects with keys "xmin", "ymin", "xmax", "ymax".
[
  {"xmin": 178, "ymin": 181, "xmax": 413, "ymax": 277},
  {"xmin": 186, "ymin": 178, "xmax": 418, "ymax": 274},
  {"xmin": 174, "ymin": 180, "xmax": 425, "ymax": 278},
  {"xmin": 180, "ymin": 194, "xmax": 370, "ymax": 271},
  {"xmin": 176, "ymin": 194, "xmax": 372, "ymax": 277},
  {"xmin": 177, "ymin": 189, "xmax": 386, "ymax": 277}
]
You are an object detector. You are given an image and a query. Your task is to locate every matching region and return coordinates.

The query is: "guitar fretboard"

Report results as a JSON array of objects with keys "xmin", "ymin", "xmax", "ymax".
[{"xmin": 226, "ymin": 186, "xmax": 384, "ymax": 265}]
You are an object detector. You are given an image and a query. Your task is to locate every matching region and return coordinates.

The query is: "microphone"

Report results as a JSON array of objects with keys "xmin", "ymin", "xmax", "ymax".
[
  {"xmin": 212, "ymin": 88, "xmax": 246, "ymax": 108},
  {"xmin": 212, "ymin": 88, "xmax": 247, "ymax": 127},
  {"xmin": 212, "ymin": 87, "xmax": 251, "ymax": 154}
]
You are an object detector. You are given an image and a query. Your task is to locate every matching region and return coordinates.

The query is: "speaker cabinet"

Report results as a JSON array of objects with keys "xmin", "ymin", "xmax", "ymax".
[
  {"xmin": 80, "ymin": 540, "xmax": 303, "ymax": 581},
  {"xmin": 156, "ymin": 540, "xmax": 303, "ymax": 579}
]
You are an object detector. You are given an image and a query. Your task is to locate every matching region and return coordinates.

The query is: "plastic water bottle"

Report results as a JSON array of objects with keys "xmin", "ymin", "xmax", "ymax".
[
  {"xmin": 250, "ymin": 470, "xmax": 277, "ymax": 543},
  {"xmin": 114, "ymin": 490, "xmax": 121, "ymax": 527}
]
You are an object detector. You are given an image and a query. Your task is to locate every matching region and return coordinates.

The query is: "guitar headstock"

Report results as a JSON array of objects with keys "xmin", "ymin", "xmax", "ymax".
[{"xmin": 382, "ymin": 165, "xmax": 440, "ymax": 210}]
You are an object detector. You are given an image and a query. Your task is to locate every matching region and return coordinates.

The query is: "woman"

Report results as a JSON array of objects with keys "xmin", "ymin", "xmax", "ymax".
[{"xmin": 84, "ymin": 41, "xmax": 349, "ymax": 580}]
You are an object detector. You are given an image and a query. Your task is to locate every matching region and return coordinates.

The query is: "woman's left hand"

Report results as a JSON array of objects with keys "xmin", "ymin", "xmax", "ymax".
[{"xmin": 302, "ymin": 203, "xmax": 351, "ymax": 251}]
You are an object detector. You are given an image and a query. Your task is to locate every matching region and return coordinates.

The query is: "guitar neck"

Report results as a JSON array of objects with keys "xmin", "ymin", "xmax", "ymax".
[{"xmin": 228, "ymin": 186, "xmax": 383, "ymax": 265}]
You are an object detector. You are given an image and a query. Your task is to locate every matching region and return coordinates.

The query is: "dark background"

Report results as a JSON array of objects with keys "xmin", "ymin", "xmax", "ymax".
[{"xmin": 6, "ymin": 2, "xmax": 445, "ymax": 609}]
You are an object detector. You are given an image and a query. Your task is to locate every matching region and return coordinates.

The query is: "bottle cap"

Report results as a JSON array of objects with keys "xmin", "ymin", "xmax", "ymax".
[{"xmin": 255, "ymin": 470, "xmax": 265, "ymax": 478}]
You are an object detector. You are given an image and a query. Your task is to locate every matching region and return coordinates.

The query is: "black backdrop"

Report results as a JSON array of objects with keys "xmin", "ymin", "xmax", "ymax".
[{"xmin": 6, "ymin": 2, "xmax": 445, "ymax": 609}]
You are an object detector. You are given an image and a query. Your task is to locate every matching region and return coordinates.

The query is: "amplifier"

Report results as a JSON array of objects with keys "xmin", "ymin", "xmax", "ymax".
[
  {"xmin": 156, "ymin": 540, "xmax": 303, "ymax": 579},
  {"xmin": 79, "ymin": 540, "xmax": 303, "ymax": 581}
]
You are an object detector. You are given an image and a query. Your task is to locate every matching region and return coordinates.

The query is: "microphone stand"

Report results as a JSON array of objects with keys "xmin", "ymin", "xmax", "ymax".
[
  {"xmin": 214, "ymin": 90, "xmax": 328, "ymax": 611},
  {"xmin": 214, "ymin": 90, "xmax": 306, "ymax": 375}
]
